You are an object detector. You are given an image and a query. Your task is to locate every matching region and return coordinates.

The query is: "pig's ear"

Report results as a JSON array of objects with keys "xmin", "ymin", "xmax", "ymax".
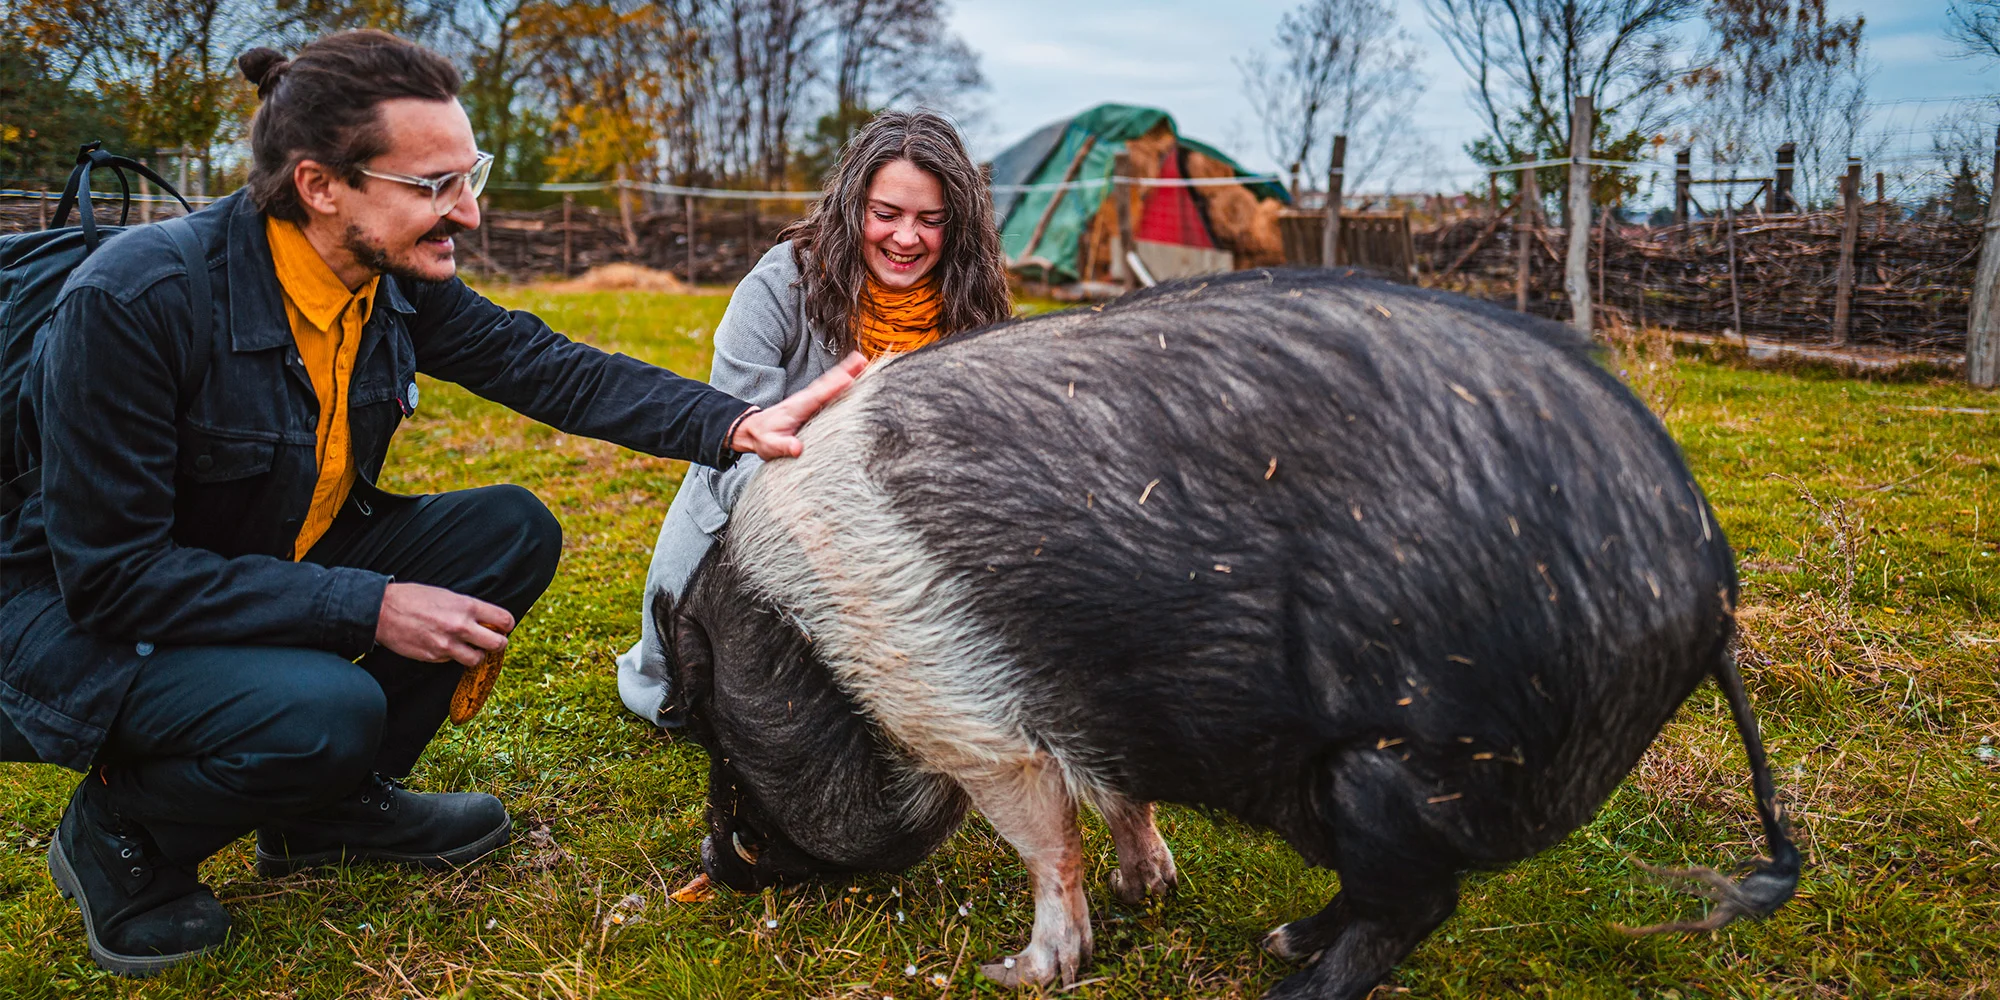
[{"xmin": 660, "ymin": 607, "xmax": 712, "ymax": 730}]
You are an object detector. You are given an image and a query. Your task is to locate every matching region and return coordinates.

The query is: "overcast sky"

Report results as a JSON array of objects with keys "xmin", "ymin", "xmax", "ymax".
[{"xmin": 949, "ymin": 0, "xmax": 1999, "ymax": 195}]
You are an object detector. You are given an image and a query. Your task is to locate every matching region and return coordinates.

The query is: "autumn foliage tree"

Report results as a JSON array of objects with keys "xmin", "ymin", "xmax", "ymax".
[
  {"xmin": 2, "ymin": 0, "xmax": 256, "ymax": 192},
  {"xmin": 2, "ymin": 0, "xmax": 984, "ymax": 200}
]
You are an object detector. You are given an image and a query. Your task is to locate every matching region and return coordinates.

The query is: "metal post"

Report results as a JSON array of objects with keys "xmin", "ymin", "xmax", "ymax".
[
  {"xmin": 1565, "ymin": 95, "xmax": 1594, "ymax": 334},
  {"xmin": 1322, "ymin": 135, "xmax": 1346, "ymax": 268},
  {"xmin": 37, "ymin": 186, "xmax": 48, "ymax": 229},
  {"xmin": 1516, "ymin": 165, "xmax": 1538, "ymax": 313},
  {"xmin": 1968, "ymin": 125, "xmax": 2000, "ymax": 388},
  {"xmin": 1832, "ymin": 158, "xmax": 1862, "ymax": 346}
]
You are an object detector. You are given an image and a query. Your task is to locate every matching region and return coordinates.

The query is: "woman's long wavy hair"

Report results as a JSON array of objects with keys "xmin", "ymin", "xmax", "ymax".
[{"xmin": 780, "ymin": 111, "xmax": 1011, "ymax": 353}]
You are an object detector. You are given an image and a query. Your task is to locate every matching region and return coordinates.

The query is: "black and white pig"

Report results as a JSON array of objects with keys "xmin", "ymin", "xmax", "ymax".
[{"xmin": 655, "ymin": 268, "xmax": 1799, "ymax": 1000}]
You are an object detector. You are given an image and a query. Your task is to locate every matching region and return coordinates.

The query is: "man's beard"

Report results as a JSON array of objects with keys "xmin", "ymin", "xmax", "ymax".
[{"xmin": 342, "ymin": 219, "xmax": 466, "ymax": 286}]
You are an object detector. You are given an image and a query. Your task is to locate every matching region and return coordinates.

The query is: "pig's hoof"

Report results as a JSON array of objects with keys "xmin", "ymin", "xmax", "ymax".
[
  {"xmin": 979, "ymin": 952, "xmax": 1056, "ymax": 989},
  {"xmin": 1107, "ymin": 860, "xmax": 1179, "ymax": 906},
  {"xmin": 1259, "ymin": 967, "xmax": 1326, "ymax": 999},
  {"xmin": 1261, "ymin": 923, "xmax": 1321, "ymax": 963}
]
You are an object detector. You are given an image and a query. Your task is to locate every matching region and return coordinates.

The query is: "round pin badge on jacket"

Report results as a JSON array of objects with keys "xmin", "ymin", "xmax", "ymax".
[{"xmin": 405, "ymin": 382, "xmax": 420, "ymax": 413}]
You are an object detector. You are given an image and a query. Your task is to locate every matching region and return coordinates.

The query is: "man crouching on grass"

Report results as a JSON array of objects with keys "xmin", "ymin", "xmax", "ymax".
[{"xmin": 0, "ymin": 30, "xmax": 861, "ymax": 975}]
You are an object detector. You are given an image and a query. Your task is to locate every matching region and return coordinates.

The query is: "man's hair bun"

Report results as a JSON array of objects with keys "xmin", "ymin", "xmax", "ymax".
[
  {"xmin": 238, "ymin": 47, "xmax": 290, "ymax": 97},
  {"xmin": 241, "ymin": 30, "xmax": 462, "ymax": 222}
]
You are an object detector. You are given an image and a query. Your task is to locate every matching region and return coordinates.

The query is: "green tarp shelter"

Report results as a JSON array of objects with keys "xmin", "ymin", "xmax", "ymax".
[{"xmin": 989, "ymin": 103, "xmax": 1288, "ymax": 283}]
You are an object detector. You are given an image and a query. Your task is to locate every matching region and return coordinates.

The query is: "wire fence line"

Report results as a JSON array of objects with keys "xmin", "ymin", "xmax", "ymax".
[
  {"xmin": 0, "ymin": 135, "xmax": 1990, "ymax": 366},
  {"xmin": 488, "ymin": 173, "xmax": 1287, "ymax": 199}
]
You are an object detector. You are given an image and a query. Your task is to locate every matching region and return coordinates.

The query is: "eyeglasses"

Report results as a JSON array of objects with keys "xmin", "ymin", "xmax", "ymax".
[{"xmin": 356, "ymin": 151, "xmax": 495, "ymax": 215}]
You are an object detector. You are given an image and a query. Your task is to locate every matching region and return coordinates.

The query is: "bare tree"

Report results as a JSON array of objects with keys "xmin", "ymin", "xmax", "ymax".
[
  {"xmin": 1921, "ymin": 100, "xmax": 2000, "ymax": 219},
  {"xmin": 437, "ymin": 0, "xmax": 546, "ymax": 183},
  {"xmin": 1238, "ymin": 0, "xmax": 1426, "ymax": 196},
  {"xmin": 824, "ymin": 0, "xmax": 982, "ymax": 115},
  {"xmin": 1685, "ymin": 0, "xmax": 1871, "ymax": 208},
  {"xmin": 1948, "ymin": 0, "xmax": 2000, "ymax": 62},
  {"xmin": 694, "ymin": 0, "xmax": 824, "ymax": 187},
  {"xmin": 1422, "ymin": 0, "xmax": 1697, "ymax": 176},
  {"xmin": 513, "ymin": 0, "xmax": 699, "ymax": 190}
]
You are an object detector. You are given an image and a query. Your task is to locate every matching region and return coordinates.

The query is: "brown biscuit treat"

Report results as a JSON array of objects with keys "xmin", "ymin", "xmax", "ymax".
[
  {"xmin": 670, "ymin": 872, "xmax": 715, "ymax": 903},
  {"xmin": 449, "ymin": 643, "xmax": 506, "ymax": 725}
]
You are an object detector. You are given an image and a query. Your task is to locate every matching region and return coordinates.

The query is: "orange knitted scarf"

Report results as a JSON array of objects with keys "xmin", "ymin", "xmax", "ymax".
[{"xmin": 855, "ymin": 273, "xmax": 943, "ymax": 358}]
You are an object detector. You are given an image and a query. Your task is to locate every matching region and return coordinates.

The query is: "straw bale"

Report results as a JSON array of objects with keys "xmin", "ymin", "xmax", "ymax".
[
  {"xmin": 1187, "ymin": 150, "xmax": 1286, "ymax": 266},
  {"xmin": 547, "ymin": 263, "xmax": 691, "ymax": 293},
  {"xmin": 1069, "ymin": 124, "xmax": 1289, "ymax": 278}
]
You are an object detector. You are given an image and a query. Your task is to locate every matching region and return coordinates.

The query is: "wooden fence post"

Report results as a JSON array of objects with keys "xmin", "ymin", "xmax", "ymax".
[
  {"xmin": 1597, "ymin": 196, "xmax": 1610, "ymax": 313},
  {"xmin": 562, "ymin": 193, "xmax": 574, "ymax": 278},
  {"xmin": 1322, "ymin": 135, "xmax": 1346, "ymax": 268},
  {"xmin": 1111, "ymin": 152, "xmax": 1135, "ymax": 287},
  {"xmin": 1516, "ymin": 164, "xmax": 1538, "ymax": 313},
  {"xmin": 1674, "ymin": 148, "xmax": 1691, "ymax": 233},
  {"xmin": 37, "ymin": 187, "xmax": 48, "ymax": 229},
  {"xmin": 1773, "ymin": 142, "xmax": 1795, "ymax": 213},
  {"xmin": 684, "ymin": 195, "xmax": 697, "ymax": 288},
  {"xmin": 616, "ymin": 168, "xmax": 637, "ymax": 251},
  {"xmin": 1725, "ymin": 173, "xmax": 1742, "ymax": 337},
  {"xmin": 479, "ymin": 196, "xmax": 490, "ymax": 274},
  {"xmin": 1832, "ymin": 157, "xmax": 1862, "ymax": 346},
  {"xmin": 1565, "ymin": 95, "xmax": 1593, "ymax": 334},
  {"xmin": 1969, "ymin": 125, "xmax": 2000, "ymax": 388}
]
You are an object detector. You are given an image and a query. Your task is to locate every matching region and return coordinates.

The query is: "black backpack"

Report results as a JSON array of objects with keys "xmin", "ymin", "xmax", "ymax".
[{"xmin": 0, "ymin": 143, "xmax": 212, "ymax": 514}]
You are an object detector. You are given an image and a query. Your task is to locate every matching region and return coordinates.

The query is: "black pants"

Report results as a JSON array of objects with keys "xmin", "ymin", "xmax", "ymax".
[{"xmin": 86, "ymin": 483, "xmax": 561, "ymax": 866}]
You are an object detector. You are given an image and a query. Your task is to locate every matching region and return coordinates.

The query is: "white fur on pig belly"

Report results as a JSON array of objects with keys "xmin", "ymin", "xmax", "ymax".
[{"xmin": 724, "ymin": 365, "xmax": 1106, "ymax": 807}]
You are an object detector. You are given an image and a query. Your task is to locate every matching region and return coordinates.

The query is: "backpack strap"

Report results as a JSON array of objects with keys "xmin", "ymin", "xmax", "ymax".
[
  {"xmin": 0, "ymin": 216, "xmax": 213, "ymax": 514},
  {"xmin": 161, "ymin": 215, "xmax": 215, "ymax": 406},
  {"xmin": 51, "ymin": 144, "xmax": 196, "ymax": 249}
]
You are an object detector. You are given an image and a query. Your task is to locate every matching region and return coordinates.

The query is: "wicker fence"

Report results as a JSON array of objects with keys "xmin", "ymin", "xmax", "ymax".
[
  {"xmin": 1415, "ymin": 209, "xmax": 1981, "ymax": 352},
  {"xmin": 4, "ymin": 190, "xmax": 1985, "ymax": 353},
  {"xmin": 0, "ymin": 191, "xmax": 798, "ymax": 287}
]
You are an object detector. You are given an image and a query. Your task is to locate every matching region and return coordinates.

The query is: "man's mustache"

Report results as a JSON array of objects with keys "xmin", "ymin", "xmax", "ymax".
[{"xmin": 420, "ymin": 219, "xmax": 468, "ymax": 242}]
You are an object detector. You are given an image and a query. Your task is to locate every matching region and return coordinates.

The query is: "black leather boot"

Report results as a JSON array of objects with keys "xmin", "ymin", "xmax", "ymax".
[
  {"xmin": 46, "ymin": 777, "xmax": 231, "ymax": 976},
  {"xmin": 254, "ymin": 773, "xmax": 511, "ymax": 876}
]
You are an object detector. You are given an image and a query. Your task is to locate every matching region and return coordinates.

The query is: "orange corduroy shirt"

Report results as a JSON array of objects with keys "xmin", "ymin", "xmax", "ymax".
[{"xmin": 264, "ymin": 217, "xmax": 378, "ymax": 559}]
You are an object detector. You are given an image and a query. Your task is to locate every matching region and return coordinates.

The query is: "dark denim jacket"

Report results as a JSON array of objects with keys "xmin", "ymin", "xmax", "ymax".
[{"xmin": 0, "ymin": 190, "xmax": 749, "ymax": 770}]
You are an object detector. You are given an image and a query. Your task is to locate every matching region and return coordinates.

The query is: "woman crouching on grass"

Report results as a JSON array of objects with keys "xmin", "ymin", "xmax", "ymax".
[{"xmin": 615, "ymin": 109, "xmax": 1012, "ymax": 726}]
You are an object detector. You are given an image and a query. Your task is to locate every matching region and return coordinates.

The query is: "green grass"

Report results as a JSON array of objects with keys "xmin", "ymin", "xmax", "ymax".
[{"xmin": 3, "ymin": 290, "xmax": 1995, "ymax": 999}]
